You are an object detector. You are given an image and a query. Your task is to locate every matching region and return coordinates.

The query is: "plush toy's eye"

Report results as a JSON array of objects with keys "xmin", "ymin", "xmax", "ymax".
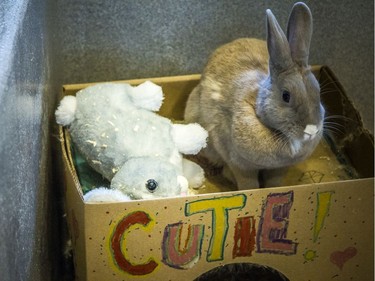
[
  {"xmin": 145, "ymin": 179, "xmax": 158, "ymax": 193},
  {"xmin": 282, "ymin": 90, "xmax": 291, "ymax": 103}
]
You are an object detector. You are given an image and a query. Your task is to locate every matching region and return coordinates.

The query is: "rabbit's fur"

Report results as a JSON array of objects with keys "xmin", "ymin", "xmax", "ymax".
[{"xmin": 184, "ymin": 2, "xmax": 325, "ymax": 189}]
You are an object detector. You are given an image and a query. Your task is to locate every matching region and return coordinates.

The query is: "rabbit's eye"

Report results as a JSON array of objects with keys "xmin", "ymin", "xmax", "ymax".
[
  {"xmin": 145, "ymin": 179, "xmax": 158, "ymax": 193},
  {"xmin": 282, "ymin": 90, "xmax": 291, "ymax": 103}
]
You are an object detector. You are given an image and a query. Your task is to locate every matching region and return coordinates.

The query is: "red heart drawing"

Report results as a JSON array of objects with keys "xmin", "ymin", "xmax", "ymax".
[{"xmin": 330, "ymin": 247, "xmax": 358, "ymax": 270}]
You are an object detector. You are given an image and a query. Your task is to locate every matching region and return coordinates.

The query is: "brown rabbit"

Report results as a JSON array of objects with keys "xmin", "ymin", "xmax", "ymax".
[{"xmin": 184, "ymin": 2, "xmax": 325, "ymax": 189}]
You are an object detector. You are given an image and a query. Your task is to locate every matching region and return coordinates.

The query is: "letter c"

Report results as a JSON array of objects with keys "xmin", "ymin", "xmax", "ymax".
[{"xmin": 111, "ymin": 211, "xmax": 158, "ymax": 275}]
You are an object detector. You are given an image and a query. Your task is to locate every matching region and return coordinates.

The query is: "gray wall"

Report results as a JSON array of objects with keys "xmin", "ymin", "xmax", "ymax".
[
  {"xmin": 58, "ymin": 0, "xmax": 374, "ymax": 132},
  {"xmin": 0, "ymin": 0, "xmax": 62, "ymax": 280}
]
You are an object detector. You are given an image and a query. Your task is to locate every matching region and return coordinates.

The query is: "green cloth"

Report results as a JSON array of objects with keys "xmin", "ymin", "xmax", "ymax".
[{"xmin": 71, "ymin": 144, "xmax": 110, "ymax": 194}]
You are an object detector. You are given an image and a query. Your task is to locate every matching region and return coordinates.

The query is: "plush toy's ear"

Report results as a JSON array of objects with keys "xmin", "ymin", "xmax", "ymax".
[
  {"xmin": 83, "ymin": 187, "xmax": 131, "ymax": 202},
  {"xmin": 171, "ymin": 123, "xmax": 208, "ymax": 154},
  {"xmin": 130, "ymin": 81, "xmax": 164, "ymax": 111}
]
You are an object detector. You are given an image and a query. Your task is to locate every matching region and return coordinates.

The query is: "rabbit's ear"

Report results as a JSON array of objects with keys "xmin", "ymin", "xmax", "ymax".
[
  {"xmin": 266, "ymin": 9, "xmax": 293, "ymax": 75},
  {"xmin": 286, "ymin": 2, "xmax": 313, "ymax": 67}
]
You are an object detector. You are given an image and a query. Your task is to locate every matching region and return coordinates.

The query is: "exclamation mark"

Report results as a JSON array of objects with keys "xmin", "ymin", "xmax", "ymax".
[
  {"xmin": 313, "ymin": 191, "xmax": 334, "ymax": 242},
  {"xmin": 304, "ymin": 191, "xmax": 334, "ymax": 261}
]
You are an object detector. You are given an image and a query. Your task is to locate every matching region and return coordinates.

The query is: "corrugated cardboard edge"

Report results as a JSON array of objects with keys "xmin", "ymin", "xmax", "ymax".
[
  {"xmin": 318, "ymin": 66, "xmax": 374, "ymax": 177},
  {"xmin": 62, "ymin": 74, "xmax": 202, "ymax": 95},
  {"xmin": 59, "ymin": 126, "xmax": 88, "ymax": 279}
]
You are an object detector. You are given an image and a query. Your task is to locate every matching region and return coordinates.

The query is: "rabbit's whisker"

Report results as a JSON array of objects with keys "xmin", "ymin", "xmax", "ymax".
[
  {"xmin": 325, "ymin": 115, "xmax": 354, "ymax": 123},
  {"xmin": 272, "ymin": 129, "xmax": 290, "ymax": 152},
  {"xmin": 319, "ymin": 78, "xmax": 339, "ymax": 89},
  {"xmin": 323, "ymin": 122, "xmax": 345, "ymax": 135},
  {"xmin": 320, "ymin": 89, "xmax": 339, "ymax": 95}
]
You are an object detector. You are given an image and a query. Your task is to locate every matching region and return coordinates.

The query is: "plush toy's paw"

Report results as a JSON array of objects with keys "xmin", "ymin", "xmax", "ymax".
[
  {"xmin": 178, "ymin": 175, "xmax": 189, "ymax": 196},
  {"xmin": 83, "ymin": 187, "xmax": 131, "ymax": 202},
  {"xmin": 130, "ymin": 81, "xmax": 164, "ymax": 111},
  {"xmin": 172, "ymin": 123, "xmax": 208, "ymax": 155},
  {"xmin": 55, "ymin": 95, "xmax": 77, "ymax": 126},
  {"xmin": 182, "ymin": 159, "xmax": 205, "ymax": 189}
]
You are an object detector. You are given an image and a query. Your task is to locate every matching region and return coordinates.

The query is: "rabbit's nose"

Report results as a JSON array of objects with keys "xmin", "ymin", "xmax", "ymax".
[{"xmin": 303, "ymin": 124, "xmax": 318, "ymax": 140}]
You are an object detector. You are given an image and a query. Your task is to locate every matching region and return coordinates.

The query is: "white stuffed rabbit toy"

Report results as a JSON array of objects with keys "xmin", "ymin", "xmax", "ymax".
[
  {"xmin": 184, "ymin": 2, "xmax": 325, "ymax": 189},
  {"xmin": 56, "ymin": 81, "xmax": 208, "ymax": 201}
]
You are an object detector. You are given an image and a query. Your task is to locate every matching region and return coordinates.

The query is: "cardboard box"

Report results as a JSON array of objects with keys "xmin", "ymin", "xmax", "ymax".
[{"xmin": 59, "ymin": 66, "xmax": 374, "ymax": 281}]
